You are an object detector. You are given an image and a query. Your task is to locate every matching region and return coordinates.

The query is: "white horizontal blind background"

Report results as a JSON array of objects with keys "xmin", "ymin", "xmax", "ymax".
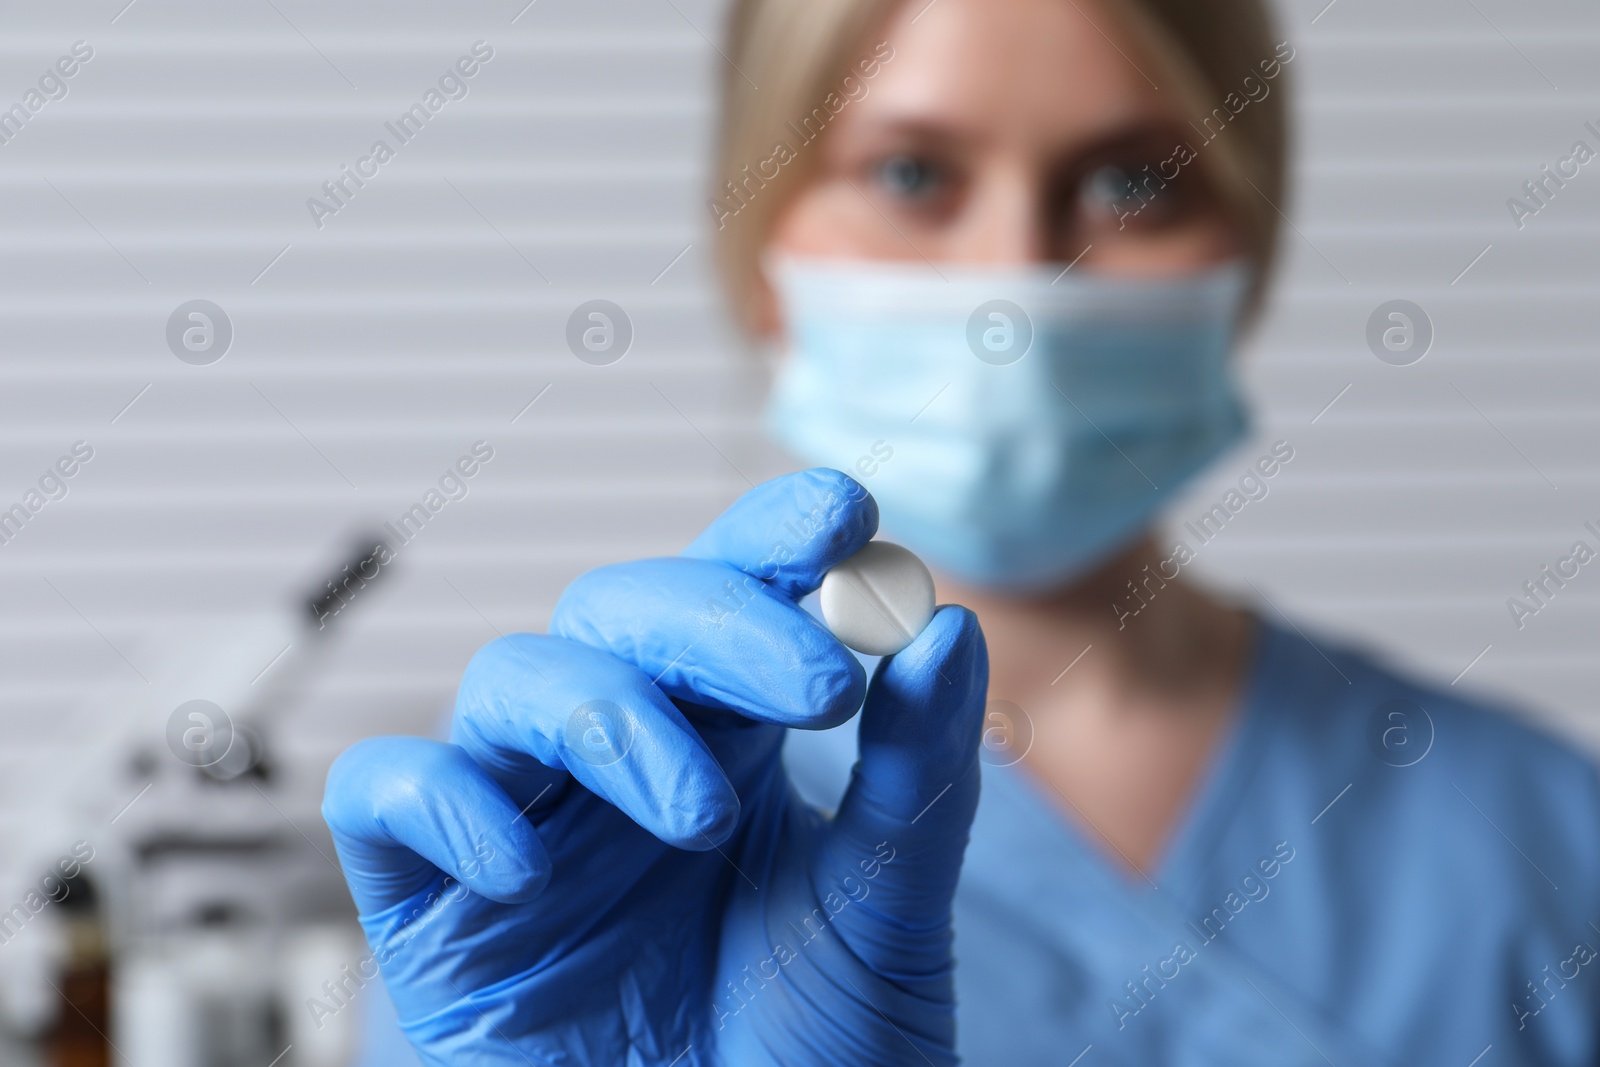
[{"xmin": 0, "ymin": 0, "xmax": 1596, "ymax": 898}]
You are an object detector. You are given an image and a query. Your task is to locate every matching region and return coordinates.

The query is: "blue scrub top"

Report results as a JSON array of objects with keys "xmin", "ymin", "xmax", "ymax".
[{"xmin": 786, "ymin": 616, "xmax": 1600, "ymax": 1065}]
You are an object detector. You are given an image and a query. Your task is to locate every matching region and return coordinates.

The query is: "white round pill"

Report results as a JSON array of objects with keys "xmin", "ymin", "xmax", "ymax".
[{"xmin": 820, "ymin": 541, "xmax": 936, "ymax": 657}]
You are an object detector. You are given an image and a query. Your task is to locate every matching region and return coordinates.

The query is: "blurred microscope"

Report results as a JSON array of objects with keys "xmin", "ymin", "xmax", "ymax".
[{"xmin": 0, "ymin": 540, "xmax": 396, "ymax": 1067}]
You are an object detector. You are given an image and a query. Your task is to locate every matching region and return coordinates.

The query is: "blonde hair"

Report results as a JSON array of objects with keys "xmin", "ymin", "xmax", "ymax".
[{"xmin": 711, "ymin": 0, "xmax": 1290, "ymax": 331}]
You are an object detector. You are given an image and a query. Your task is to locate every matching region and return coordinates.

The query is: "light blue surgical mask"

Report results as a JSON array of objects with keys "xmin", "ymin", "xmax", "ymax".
[{"xmin": 762, "ymin": 256, "xmax": 1252, "ymax": 591}]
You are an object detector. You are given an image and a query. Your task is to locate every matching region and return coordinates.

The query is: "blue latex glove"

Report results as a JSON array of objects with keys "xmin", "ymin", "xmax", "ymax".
[{"xmin": 322, "ymin": 468, "xmax": 989, "ymax": 1066}]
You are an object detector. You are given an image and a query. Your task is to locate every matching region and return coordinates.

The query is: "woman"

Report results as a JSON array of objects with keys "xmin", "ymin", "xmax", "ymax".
[{"xmin": 326, "ymin": 0, "xmax": 1600, "ymax": 1062}]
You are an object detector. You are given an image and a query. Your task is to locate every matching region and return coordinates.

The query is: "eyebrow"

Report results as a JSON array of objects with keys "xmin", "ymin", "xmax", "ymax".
[{"xmin": 832, "ymin": 115, "xmax": 984, "ymax": 155}]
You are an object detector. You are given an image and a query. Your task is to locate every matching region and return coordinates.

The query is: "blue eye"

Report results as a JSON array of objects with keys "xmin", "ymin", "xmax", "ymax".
[
  {"xmin": 1082, "ymin": 164, "xmax": 1143, "ymax": 213},
  {"xmin": 875, "ymin": 154, "xmax": 942, "ymax": 200}
]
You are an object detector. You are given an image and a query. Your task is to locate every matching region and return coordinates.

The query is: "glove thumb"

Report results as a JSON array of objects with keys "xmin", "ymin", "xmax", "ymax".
[{"xmin": 814, "ymin": 605, "xmax": 988, "ymax": 994}]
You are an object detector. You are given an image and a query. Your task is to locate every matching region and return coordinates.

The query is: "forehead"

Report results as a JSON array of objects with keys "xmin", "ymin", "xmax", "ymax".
[{"xmin": 852, "ymin": 0, "xmax": 1173, "ymax": 150}]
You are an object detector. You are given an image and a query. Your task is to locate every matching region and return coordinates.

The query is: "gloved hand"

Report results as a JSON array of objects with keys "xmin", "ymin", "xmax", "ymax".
[{"xmin": 322, "ymin": 468, "xmax": 989, "ymax": 1066}]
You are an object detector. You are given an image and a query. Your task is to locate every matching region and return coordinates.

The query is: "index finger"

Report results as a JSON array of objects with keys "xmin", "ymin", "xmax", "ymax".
[{"xmin": 680, "ymin": 467, "xmax": 878, "ymax": 600}]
